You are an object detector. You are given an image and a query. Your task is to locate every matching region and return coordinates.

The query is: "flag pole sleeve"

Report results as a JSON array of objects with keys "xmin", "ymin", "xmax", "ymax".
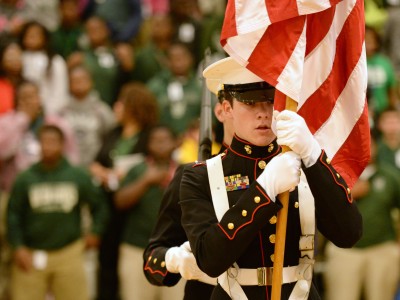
[{"xmin": 271, "ymin": 96, "xmax": 298, "ymax": 300}]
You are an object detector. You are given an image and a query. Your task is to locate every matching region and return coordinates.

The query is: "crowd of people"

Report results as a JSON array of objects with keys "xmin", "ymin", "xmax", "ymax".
[{"xmin": 0, "ymin": 0, "xmax": 399, "ymax": 299}]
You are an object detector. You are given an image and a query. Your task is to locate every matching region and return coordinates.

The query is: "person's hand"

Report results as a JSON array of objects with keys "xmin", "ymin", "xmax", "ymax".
[
  {"xmin": 144, "ymin": 163, "xmax": 169, "ymax": 186},
  {"xmin": 274, "ymin": 110, "xmax": 321, "ymax": 167},
  {"xmin": 67, "ymin": 51, "xmax": 84, "ymax": 69},
  {"xmin": 85, "ymin": 234, "xmax": 101, "ymax": 249},
  {"xmin": 165, "ymin": 241, "xmax": 216, "ymax": 284},
  {"xmin": 14, "ymin": 247, "xmax": 33, "ymax": 272},
  {"xmin": 256, "ymin": 151, "xmax": 301, "ymax": 200}
]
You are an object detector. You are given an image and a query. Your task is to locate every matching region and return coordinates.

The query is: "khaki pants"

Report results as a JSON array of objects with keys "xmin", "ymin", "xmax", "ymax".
[
  {"xmin": 11, "ymin": 240, "xmax": 89, "ymax": 300},
  {"xmin": 324, "ymin": 241, "xmax": 400, "ymax": 300},
  {"xmin": 118, "ymin": 243, "xmax": 185, "ymax": 300}
]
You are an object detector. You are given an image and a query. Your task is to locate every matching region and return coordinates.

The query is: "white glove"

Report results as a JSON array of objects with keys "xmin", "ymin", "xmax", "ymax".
[
  {"xmin": 165, "ymin": 241, "xmax": 217, "ymax": 284},
  {"xmin": 256, "ymin": 151, "xmax": 301, "ymax": 200},
  {"xmin": 274, "ymin": 110, "xmax": 321, "ymax": 167}
]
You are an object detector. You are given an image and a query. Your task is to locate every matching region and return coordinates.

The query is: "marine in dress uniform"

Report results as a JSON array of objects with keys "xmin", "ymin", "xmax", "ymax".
[{"xmin": 179, "ymin": 57, "xmax": 363, "ymax": 299}]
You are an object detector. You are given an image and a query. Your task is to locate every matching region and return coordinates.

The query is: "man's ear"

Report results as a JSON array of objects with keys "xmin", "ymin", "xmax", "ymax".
[{"xmin": 221, "ymin": 99, "xmax": 233, "ymax": 118}]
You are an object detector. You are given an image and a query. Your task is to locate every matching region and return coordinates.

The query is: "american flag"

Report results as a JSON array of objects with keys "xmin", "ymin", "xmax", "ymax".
[{"xmin": 221, "ymin": 0, "xmax": 370, "ymax": 188}]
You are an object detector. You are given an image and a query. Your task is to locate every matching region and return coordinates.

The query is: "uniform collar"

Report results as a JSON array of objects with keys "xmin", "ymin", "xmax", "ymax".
[{"xmin": 229, "ymin": 135, "xmax": 280, "ymax": 160}]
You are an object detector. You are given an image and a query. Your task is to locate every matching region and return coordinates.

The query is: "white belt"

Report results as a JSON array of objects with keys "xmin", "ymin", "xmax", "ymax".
[
  {"xmin": 197, "ymin": 265, "xmax": 298, "ymax": 286},
  {"xmin": 226, "ymin": 265, "xmax": 298, "ymax": 286}
]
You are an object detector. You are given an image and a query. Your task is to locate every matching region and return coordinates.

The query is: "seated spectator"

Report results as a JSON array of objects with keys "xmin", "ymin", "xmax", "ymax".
[
  {"xmin": 61, "ymin": 65, "xmax": 115, "ymax": 168},
  {"xmin": 130, "ymin": 13, "xmax": 173, "ymax": 83},
  {"xmin": 19, "ymin": 21, "xmax": 69, "ymax": 115},
  {"xmin": 147, "ymin": 42, "xmax": 201, "ymax": 138},
  {"xmin": 82, "ymin": 0, "xmax": 142, "ymax": 43},
  {"xmin": 51, "ymin": 0, "xmax": 84, "ymax": 60},
  {"xmin": 6, "ymin": 124, "xmax": 108, "ymax": 300},
  {"xmin": 68, "ymin": 16, "xmax": 133, "ymax": 108},
  {"xmin": 0, "ymin": 39, "xmax": 23, "ymax": 114},
  {"xmin": 0, "ymin": 80, "xmax": 79, "ymax": 194},
  {"xmin": 0, "ymin": 0, "xmax": 26, "ymax": 39}
]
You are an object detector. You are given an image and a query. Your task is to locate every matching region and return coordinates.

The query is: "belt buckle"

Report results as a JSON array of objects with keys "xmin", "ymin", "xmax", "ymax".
[{"xmin": 257, "ymin": 267, "xmax": 267, "ymax": 286}]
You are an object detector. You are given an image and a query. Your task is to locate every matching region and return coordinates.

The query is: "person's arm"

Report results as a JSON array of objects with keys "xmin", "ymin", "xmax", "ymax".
[
  {"xmin": 6, "ymin": 174, "xmax": 34, "ymax": 271},
  {"xmin": 0, "ymin": 112, "xmax": 30, "ymax": 160},
  {"xmin": 143, "ymin": 165, "xmax": 187, "ymax": 286},
  {"xmin": 114, "ymin": 162, "xmax": 168, "ymax": 210},
  {"xmin": 303, "ymin": 150, "xmax": 362, "ymax": 247},
  {"xmin": 80, "ymin": 170, "xmax": 109, "ymax": 246},
  {"xmin": 274, "ymin": 110, "xmax": 362, "ymax": 247}
]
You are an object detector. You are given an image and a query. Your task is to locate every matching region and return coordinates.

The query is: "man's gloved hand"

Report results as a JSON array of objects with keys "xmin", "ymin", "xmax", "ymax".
[
  {"xmin": 274, "ymin": 110, "xmax": 321, "ymax": 167},
  {"xmin": 165, "ymin": 241, "xmax": 217, "ymax": 284},
  {"xmin": 256, "ymin": 151, "xmax": 301, "ymax": 200}
]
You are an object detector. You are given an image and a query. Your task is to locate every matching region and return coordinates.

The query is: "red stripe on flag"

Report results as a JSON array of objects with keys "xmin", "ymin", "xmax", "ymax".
[
  {"xmin": 332, "ymin": 102, "xmax": 370, "ymax": 187},
  {"xmin": 246, "ymin": 16, "xmax": 306, "ymax": 88},
  {"xmin": 220, "ymin": 0, "xmax": 238, "ymax": 46},
  {"xmin": 305, "ymin": 7, "xmax": 336, "ymax": 55},
  {"xmin": 264, "ymin": 0, "xmax": 299, "ymax": 23},
  {"xmin": 298, "ymin": 1, "xmax": 365, "ymax": 133}
]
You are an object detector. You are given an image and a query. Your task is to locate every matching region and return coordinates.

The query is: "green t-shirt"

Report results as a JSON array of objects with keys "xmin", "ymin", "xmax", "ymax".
[
  {"xmin": 367, "ymin": 53, "xmax": 396, "ymax": 114},
  {"xmin": 147, "ymin": 70, "xmax": 202, "ymax": 135},
  {"xmin": 120, "ymin": 161, "xmax": 166, "ymax": 248},
  {"xmin": 354, "ymin": 163, "xmax": 400, "ymax": 248},
  {"xmin": 7, "ymin": 159, "xmax": 108, "ymax": 250}
]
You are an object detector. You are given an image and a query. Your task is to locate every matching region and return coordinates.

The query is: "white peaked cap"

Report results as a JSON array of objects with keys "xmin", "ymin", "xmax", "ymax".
[{"xmin": 202, "ymin": 57, "xmax": 265, "ymax": 95}]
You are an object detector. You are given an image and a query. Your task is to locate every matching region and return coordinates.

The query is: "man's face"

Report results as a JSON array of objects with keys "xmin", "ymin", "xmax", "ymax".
[
  {"xmin": 223, "ymin": 99, "xmax": 275, "ymax": 146},
  {"xmin": 40, "ymin": 131, "xmax": 64, "ymax": 163}
]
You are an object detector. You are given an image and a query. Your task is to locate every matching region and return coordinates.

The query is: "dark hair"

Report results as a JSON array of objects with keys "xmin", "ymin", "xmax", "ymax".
[
  {"xmin": 38, "ymin": 124, "xmax": 65, "ymax": 141},
  {"xmin": 119, "ymin": 82, "xmax": 159, "ymax": 128},
  {"xmin": 19, "ymin": 21, "xmax": 55, "ymax": 75}
]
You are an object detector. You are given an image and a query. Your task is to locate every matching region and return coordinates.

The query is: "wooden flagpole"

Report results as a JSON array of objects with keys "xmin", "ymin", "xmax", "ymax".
[{"xmin": 271, "ymin": 96, "xmax": 298, "ymax": 300}]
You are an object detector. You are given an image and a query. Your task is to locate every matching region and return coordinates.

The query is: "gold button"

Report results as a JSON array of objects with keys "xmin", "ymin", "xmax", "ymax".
[
  {"xmin": 242, "ymin": 210, "xmax": 247, "ymax": 217},
  {"xmin": 268, "ymin": 143, "xmax": 274, "ymax": 153},
  {"xmin": 228, "ymin": 223, "xmax": 235, "ymax": 230},
  {"xmin": 294, "ymin": 202, "xmax": 299, "ymax": 208},
  {"xmin": 326, "ymin": 158, "xmax": 331, "ymax": 164},
  {"xmin": 258, "ymin": 160, "xmax": 266, "ymax": 169},
  {"xmin": 336, "ymin": 173, "xmax": 340, "ymax": 178},
  {"xmin": 269, "ymin": 234, "xmax": 276, "ymax": 243},
  {"xmin": 244, "ymin": 145, "xmax": 252, "ymax": 154},
  {"xmin": 347, "ymin": 188, "xmax": 351, "ymax": 194},
  {"xmin": 153, "ymin": 258, "xmax": 157, "ymax": 264},
  {"xmin": 161, "ymin": 261, "xmax": 166, "ymax": 268},
  {"xmin": 269, "ymin": 216, "xmax": 277, "ymax": 224},
  {"xmin": 148, "ymin": 256, "xmax": 152, "ymax": 261},
  {"xmin": 221, "ymin": 152, "xmax": 226, "ymax": 157},
  {"xmin": 254, "ymin": 196, "xmax": 261, "ymax": 203},
  {"xmin": 270, "ymin": 254, "xmax": 274, "ymax": 262}
]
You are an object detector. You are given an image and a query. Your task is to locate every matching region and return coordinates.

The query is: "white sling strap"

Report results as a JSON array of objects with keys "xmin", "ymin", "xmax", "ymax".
[
  {"xmin": 206, "ymin": 154, "xmax": 248, "ymax": 300},
  {"xmin": 290, "ymin": 171, "xmax": 315, "ymax": 300}
]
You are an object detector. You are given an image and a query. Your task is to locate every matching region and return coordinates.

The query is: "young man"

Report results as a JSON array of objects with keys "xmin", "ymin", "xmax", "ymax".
[
  {"xmin": 7, "ymin": 125, "xmax": 108, "ymax": 300},
  {"xmin": 178, "ymin": 57, "xmax": 363, "ymax": 299}
]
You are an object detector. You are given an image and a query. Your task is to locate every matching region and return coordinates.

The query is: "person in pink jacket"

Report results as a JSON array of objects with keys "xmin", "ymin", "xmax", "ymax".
[{"xmin": 0, "ymin": 80, "xmax": 79, "ymax": 193}]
